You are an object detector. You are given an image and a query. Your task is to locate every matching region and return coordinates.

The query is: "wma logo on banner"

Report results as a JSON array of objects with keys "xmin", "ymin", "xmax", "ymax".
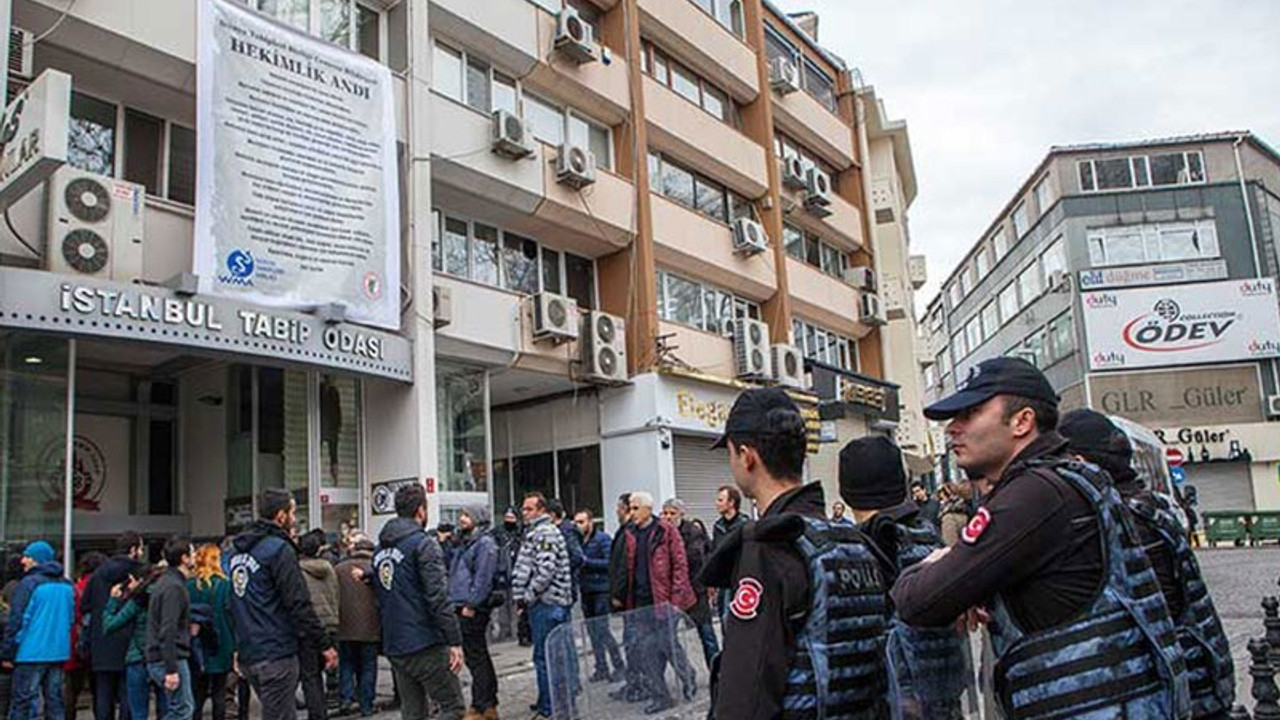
[
  {"xmin": 1122, "ymin": 298, "xmax": 1238, "ymax": 353},
  {"xmin": 219, "ymin": 249, "xmax": 256, "ymax": 287}
]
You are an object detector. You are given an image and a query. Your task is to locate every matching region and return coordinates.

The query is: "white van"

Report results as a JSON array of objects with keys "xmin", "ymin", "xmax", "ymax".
[{"xmin": 1109, "ymin": 414, "xmax": 1189, "ymax": 530}]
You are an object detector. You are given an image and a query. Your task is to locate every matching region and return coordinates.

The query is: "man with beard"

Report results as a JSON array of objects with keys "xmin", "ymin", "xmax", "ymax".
[
  {"xmin": 83, "ymin": 531, "xmax": 146, "ymax": 720},
  {"xmin": 448, "ymin": 507, "xmax": 500, "ymax": 720}
]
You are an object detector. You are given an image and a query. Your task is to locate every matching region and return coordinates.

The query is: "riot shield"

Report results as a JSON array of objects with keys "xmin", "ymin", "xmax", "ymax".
[
  {"xmin": 886, "ymin": 620, "xmax": 983, "ymax": 720},
  {"xmin": 549, "ymin": 604, "xmax": 710, "ymax": 720}
]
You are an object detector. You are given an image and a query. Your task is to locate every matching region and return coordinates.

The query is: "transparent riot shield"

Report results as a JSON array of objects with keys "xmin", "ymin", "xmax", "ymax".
[
  {"xmin": 886, "ymin": 620, "xmax": 982, "ymax": 720},
  {"xmin": 548, "ymin": 604, "xmax": 710, "ymax": 720}
]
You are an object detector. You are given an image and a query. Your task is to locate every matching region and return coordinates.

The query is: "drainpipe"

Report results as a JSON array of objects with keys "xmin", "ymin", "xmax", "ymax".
[
  {"xmin": 854, "ymin": 90, "xmax": 891, "ymax": 376},
  {"xmin": 1234, "ymin": 135, "xmax": 1280, "ymax": 397}
]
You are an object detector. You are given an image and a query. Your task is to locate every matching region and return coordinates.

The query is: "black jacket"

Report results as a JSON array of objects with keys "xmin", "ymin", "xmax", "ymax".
[
  {"xmin": 228, "ymin": 520, "xmax": 330, "ymax": 665},
  {"xmin": 144, "ymin": 568, "xmax": 190, "ymax": 673},
  {"xmin": 375, "ymin": 518, "xmax": 462, "ymax": 657},
  {"xmin": 700, "ymin": 482, "xmax": 828, "ymax": 720},
  {"xmin": 83, "ymin": 554, "xmax": 142, "ymax": 672},
  {"xmin": 678, "ymin": 520, "xmax": 712, "ymax": 625}
]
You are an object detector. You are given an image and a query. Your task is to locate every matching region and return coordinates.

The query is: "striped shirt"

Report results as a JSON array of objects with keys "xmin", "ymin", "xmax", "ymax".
[{"xmin": 512, "ymin": 515, "xmax": 574, "ymax": 607}]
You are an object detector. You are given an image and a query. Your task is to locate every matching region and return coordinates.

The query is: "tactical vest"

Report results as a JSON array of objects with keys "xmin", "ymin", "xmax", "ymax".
[
  {"xmin": 780, "ymin": 517, "xmax": 891, "ymax": 720},
  {"xmin": 374, "ymin": 530, "xmax": 446, "ymax": 657},
  {"xmin": 1127, "ymin": 492, "xmax": 1235, "ymax": 717},
  {"xmin": 228, "ymin": 535, "xmax": 296, "ymax": 665},
  {"xmin": 988, "ymin": 459, "xmax": 1191, "ymax": 720}
]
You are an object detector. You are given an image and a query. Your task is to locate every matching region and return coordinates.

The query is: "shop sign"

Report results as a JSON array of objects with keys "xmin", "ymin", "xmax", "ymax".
[
  {"xmin": 840, "ymin": 379, "xmax": 889, "ymax": 412},
  {"xmin": 1089, "ymin": 365, "xmax": 1263, "ymax": 426},
  {"xmin": 1082, "ymin": 278, "xmax": 1280, "ymax": 371},
  {"xmin": 675, "ymin": 389, "xmax": 731, "ymax": 431},
  {"xmin": 0, "ymin": 69, "xmax": 70, "ymax": 211},
  {"xmin": 371, "ymin": 477, "xmax": 421, "ymax": 515},
  {"xmin": 1077, "ymin": 260, "xmax": 1228, "ymax": 290},
  {"xmin": 0, "ymin": 267, "xmax": 412, "ymax": 381}
]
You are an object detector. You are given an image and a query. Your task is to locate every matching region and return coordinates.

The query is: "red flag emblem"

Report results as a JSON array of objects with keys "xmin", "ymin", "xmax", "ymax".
[
  {"xmin": 730, "ymin": 577, "xmax": 763, "ymax": 620},
  {"xmin": 962, "ymin": 507, "xmax": 991, "ymax": 545}
]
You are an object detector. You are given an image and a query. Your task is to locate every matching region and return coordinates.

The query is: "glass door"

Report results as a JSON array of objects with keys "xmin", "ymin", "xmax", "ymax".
[{"xmin": 314, "ymin": 373, "xmax": 362, "ymax": 541}]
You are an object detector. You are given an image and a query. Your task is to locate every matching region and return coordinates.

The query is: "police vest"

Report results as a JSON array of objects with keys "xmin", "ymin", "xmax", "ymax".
[
  {"xmin": 1127, "ymin": 492, "xmax": 1235, "ymax": 717},
  {"xmin": 228, "ymin": 535, "xmax": 296, "ymax": 665},
  {"xmin": 886, "ymin": 517, "xmax": 968, "ymax": 720},
  {"xmin": 781, "ymin": 517, "xmax": 891, "ymax": 720},
  {"xmin": 374, "ymin": 530, "xmax": 447, "ymax": 657},
  {"xmin": 988, "ymin": 459, "xmax": 1191, "ymax": 720}
]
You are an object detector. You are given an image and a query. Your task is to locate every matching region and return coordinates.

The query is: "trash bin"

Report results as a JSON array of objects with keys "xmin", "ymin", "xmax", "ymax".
[
  {"xmin": 1250, "ymin": 511, "xmax": 1280, "ymax": 545},
  {"xmin": 1202, "ymin": 512, "xmax": 1248, "ymax": 547}
]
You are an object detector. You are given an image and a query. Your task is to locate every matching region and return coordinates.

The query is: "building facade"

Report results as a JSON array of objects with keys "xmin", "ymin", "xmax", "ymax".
[
  {"xmin": 921, "ymin": 132, "xmax": 1280, "ymax": 512},
  {"xmin": 0, "ymin": 0, "xmax": 924, "ymax": 561}
]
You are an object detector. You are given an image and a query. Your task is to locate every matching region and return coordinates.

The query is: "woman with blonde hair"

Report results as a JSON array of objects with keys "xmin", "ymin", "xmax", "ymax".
[{"xmin": 187, "ymin": 543, "xmax": 235, "ymax": 720}]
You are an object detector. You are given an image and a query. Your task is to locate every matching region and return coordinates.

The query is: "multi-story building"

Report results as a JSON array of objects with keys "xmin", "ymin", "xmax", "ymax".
[
  {"xmin": 921, "ymin": 132, "xmax": 1280, "ymax": 512},
  {"xmin": 0, "ymin": 0, "xmax": 923, "ymax": 559}
]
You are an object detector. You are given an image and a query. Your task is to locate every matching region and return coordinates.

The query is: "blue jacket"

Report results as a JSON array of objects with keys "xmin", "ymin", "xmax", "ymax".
[
  {"xmin": 558, "ymin": 519, "xmax": 585, "ymax": 600},
  {"xmin": 228, "ymin": 521, "xmax": 329, "ymax": 665},
  {"xmin": 447, "ymin": 527, "xmax": 498, "ymax": 611},
  {"xmin": 579, "ymin": 527, "xmax": 612, "ymax": 596},
  {"xmin": 3, "ymin": 562, "xmax": 73, "ymax": 663},
  {"xmin": 376, "ymin": 518, "xmax": 463, "ymax": 657}
]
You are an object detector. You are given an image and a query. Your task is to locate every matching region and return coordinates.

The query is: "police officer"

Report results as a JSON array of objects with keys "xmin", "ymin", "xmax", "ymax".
[
  {"xmin": 700, "ymin": 387, "xmax": 892, "ymax": 720},
  {"xmin": 839, "ymin": 436, "xmax": 967, "ymax": 720},
  {"xmin": 228, "ymin": 488, "xmax": 336, "ymax": 720},
  {"xmin": 891, "ymin": 357, "xmax": 1190, "ymax": 719},
  {"xmin": 374, "ymin": 483, "xmax": 465, "ymax": 720},
  {"xmin": 1059, "ymin": 409, "xmax": 1234, "ymax": 719}
]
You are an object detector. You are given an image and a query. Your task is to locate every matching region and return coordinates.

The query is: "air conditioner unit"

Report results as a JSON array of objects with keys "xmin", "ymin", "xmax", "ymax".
[
  {"xmin": 804, "ymin": 168, "xmax": 833, "ymax": 218},
  {"xmin": 843, "ymin": 266, "xmax": 876, "ymax": 292},
  {"xmin": 533, "ymin": 292, "xmax": 579, "ymax": 343},
  {"xmin": 491, "ymin": 110, "xmax": 534, "ymax": 159},
  {"xmin": 1047, "ymin": 270, "xmax": 1069, "ymax": 292},
  {"xmin": 732, "ymin": 218, "xmax": 768, "ymax": 256},
  {"xmin": 859, "ymin": 293, "xmax": 887, "ymax": 326},
  {"xmin": 9, "ymin": 27, "xmax": 32, "ymax": 80},
  {"xmin": 555, "ymin": 143, "xmax": 596, "ymax": 189},
  {"xmin": 432, "ymin": 285, "xmax": 452, "ymax": 329},
  {"xmin": 769, "ymin": 57, "xmax": 800, "ymax": 95},
  {"xmin": 772, "ymin": 344, "xmax": 805, "ymax": 389},
  {"xmin": 733, "ymin": 318, "xmax": 772, "ymax": 379},
  {"xmin": 581, "ymin": 310, "xmax": 627, "ymax": 384},
  {"xmin": 553, "ymin": 7, "xmax": 598, "ymax": 64},
  {"xmin": 781, "ymin": 156, "xmax": 807, "ymax": 190},
  {"xmin": 45, "ymin": 167, "xmax": 145, "ymax": 283},
  {"xmin": 1268, "ymin": 394, "xmax": 1280, "ymax": 418}
]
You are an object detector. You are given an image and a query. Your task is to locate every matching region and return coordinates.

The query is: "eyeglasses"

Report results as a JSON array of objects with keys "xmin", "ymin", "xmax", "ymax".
[{"xmin": 628, "ymin": 505, "xmax": 641, "ymax": 510}]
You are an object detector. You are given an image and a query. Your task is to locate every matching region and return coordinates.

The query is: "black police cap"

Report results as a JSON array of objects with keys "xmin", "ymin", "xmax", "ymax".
[
  {"xmin": 710, "ymin": 387, "xmax": 802, "ymax": 449},
  {"xmin": 923, "ymin": 356, "xmax": 1058, "ymax": 421}
]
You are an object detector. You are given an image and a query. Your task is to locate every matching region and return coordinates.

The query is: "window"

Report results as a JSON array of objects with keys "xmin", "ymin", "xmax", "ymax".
[
  {"xmin": 783, "ymin": 225, "xmax": 805, "ymax": 260},
  {"xmin": 167, "ymin": 125, "xmax": 196, "ymax": 205},
  {"xmin": 465, "ymin": 56, "xmax": 491, "ymax": 113},
  {"xmin": 1078, "ymin": 150, "xmax": 1206, "ymax": 193},
  {"xmin": 524, "ymin": 93, "xmax": 564, "ymax": 147},
  {"xmin": 254, "ymin": 0, "xmax": 382, "ymax": 57},
  {"xmin": 492, "ymin": 73, "xmax": 518, "ymax": 116},
  {"xmin": 1017, "ymin": 263, "xmax": 1043, "ymax": 305},
  {"xmin": 685, "ymin": 0, "xmax": 744, "ymax": 37},
  {"xmin": 1041, "ymin": 238, "xmax": 1068, "ymax": 280},
  {"xmin": 68, "ymin": 92, "xmax": 117, "ymax": 176},
  {"xmin": 1034, "ymin": 177, "xmax": 1051, "ymax": 215},
  {"xmin": 1048, "ymin": 312, "xmax": 1075, "ymax": 362},
  {"xmin": 998, "ymin": 283, "xmax": 1019, "ymax": 325},
  {"xmin": 1086, "ymin": 220, "xmax": 1219, "ymax": 267},
  {"xmin": 951, "ymin": 332, "xmax": 966, "ymax": 366},
  {"xmin": 947, "ymin": 282, "xmax": 963, "ymax": 311},
  {"xmin": 774, "ymin": 133, "xmax": 835, "ymax": 191},
  {"xmin": 980, "ymin": 301, "xmax": 999, "ymax": 340},
  {"xmin": 764, "ymin": 26, "xmax": 840, "ymax": 114},
  {"xmin": 434, "ymin": 212, "xmax": 596, "ymax": 305},
  {"xmin": 650, "ymin": 153, "xmax": 747, "ymax": 224},
  {"xmin": 1012, "ymin": 202, "xmax": 1029, "ymax": 238},
  {"xmin": 432, "ymin": 42, "xmax": 463, "ymax": 101},
  {"xmin": 992, "ymin": 227, "xmax": 1009, "ymax": 260},
  {"xmin": 964, "ymin": 317, "xmax": 982, "ymax": 355},
  {"xmin": 642, "ymin": 43, "xmax": 736, "ymax": 124},
  {"xmin": 936, "ymin": 349, "xmax": 950, "ymax": 380},
  {"xmin": 957, "ymin": 265, "xmax": 970, "ymax": 298},
  {"xmin": 801, "ymin": 59, "xmax": 837, "ymax": 112},
  {"xmin": 122, "ymin": 109, "xmax": 163, "ymax": 196},
  {"xmin": 794, "ymin": 318, "xmax": 856, "ymax": 371},
  {"xmin": 975, "ymin": 246, "xmax": 991, "ymax": 277},
  {"xmin": 782, "ymin": 223, "xmax": 847, "ymax": 280},
  {"xmin": 695, "ymin": 176, "xmax": 727, "ymax": 220},
  {"xmin": 69, "ymin": 93, "xmax": 196, "ymax": 205},
  {"xmin": 567, "ymin": 113, "xmax": 612, "ymax": 169},
  {"xmin": 661, "ymin": 159, "xmax": 696, "ymax": 207},
  {"xmin": 657, "ymin": 270, "xmax": 758, "ymax": 336}
]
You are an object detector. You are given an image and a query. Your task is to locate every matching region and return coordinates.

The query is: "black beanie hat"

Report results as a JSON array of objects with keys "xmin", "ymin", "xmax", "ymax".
[
  {"xmin": 839, "ymin": 436, "xmax": 907, "ymax": 510},
  {"xmin": 1058, "ymin": 409, "xmax": 1137, "ymax": 487}
]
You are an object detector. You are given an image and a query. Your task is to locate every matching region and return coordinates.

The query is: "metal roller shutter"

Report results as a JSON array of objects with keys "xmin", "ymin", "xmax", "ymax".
[
  {"xmin": 1185, "ymin": 461, "xmax": 1254, "ymax": 513},
  {"xmin": 673, "ymin": 434, "xmax": 731, "ymax": 531}
]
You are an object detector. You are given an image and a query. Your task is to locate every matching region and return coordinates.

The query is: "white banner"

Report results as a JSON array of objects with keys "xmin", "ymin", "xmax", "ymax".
[
  {"xmin": 0, "ymin": 69, "xmax": 70, "ymax": 212},
  {"xmin": 1082, "ymin": 278, "xmax": 1280, "ymax": 371},
  {"xmin": 195, "ymin": 0, "xmax": 400, "ymax": 330}
]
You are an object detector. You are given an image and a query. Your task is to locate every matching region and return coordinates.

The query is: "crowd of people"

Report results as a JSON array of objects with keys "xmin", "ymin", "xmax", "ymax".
[{"xmin": 0, "ymin": 355, "xmax": 1234, "ymax": 720}]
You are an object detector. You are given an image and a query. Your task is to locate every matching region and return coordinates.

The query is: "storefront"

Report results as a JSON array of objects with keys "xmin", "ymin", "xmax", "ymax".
[
  {"xmin": 0, "ymin": 267, "xmax": 413, "ymax": 562},
  {"xmin": 807, "ymin": 362, "xmax": 902, "ymax": 503},
  {"xmin": 1149, "ymin": 422, "xmax": 1280, "ymax": 513}
]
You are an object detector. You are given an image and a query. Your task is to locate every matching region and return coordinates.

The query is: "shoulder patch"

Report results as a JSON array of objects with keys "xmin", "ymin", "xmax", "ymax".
[
  {"xmin": 730, "ymin": 577, "xmax": 763, "ymax": 620},
  {"xmin": 961, "ymin": 507, "xmax": 992, "ymax": 545}
]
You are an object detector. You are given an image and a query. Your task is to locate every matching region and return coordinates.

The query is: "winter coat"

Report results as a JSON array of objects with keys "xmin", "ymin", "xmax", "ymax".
[
  {"xmin": 2, "ymin": 561, "xmax": 74, "ymax": 663},
  {"xmin": 448, "ymin": 525, "xmax": 498, "ymax": 611},
  {"xmin": 144, "ymin": 568, "xmax": 191, "ymax": 674},
  {"xmin": 335, "ymin": 551, "xmax": 380, "ymax": 643},
  {"xmin": 578, "ymin": 527, "xmax": 613, "ymax": 596},
  {"xmin": 511, "ymin": 515, "xmax": 573, "ymax": 608},
  {"xmin": 375, "ymin": 517, "xmax": 462, "ymax": 657},
  {"xmin": 65, "ymin": 574, "xmax": 91, "ymax": 671},
  {"xmin": 938, "ymin": 498, "xmax": 970, "ymax": 547},
  {"xmin": 229, "ymin": 520, "xmax": 329, "ymax": 665},
  {"xmin": 101, "ymin": 594, "xmax": 147, "ymax": 665},
  {"xmin": 610, "ymin": 519, "xmax": 696, "ymax": 615},
  {"xmin": 559, "ymin": 518, "xmax": 585, "ymax": 600},
  {"xmin": 300, "ymin": 558, "xmax": 341, "ymax": 635},
  {"xmin": 83, "ymin": 554, "xmax": 142, "ymax": 672},
  {"xmin": 187, "ymin": 576, "xmax": 234, "ymax": 675},
  {"xmin": 677, "ymin": 520, "xmax": 712, "ymax": 625}
]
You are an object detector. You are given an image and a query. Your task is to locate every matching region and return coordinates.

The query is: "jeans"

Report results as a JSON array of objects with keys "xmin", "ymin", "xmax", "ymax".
[
  {"xmin": 298, "ymin": 636, "xmax": 327, "ymax": 720},
  {"xmin": 92, "ymin": 671, "xmax": 129, "ymax": 720},
  {"xmin": 338, "ymin": 642, "xmax": 378, "ymax": 716},
  {"xmin": 125, "ymin": 663, "xmax": 166, "ymax": 720},
  {"xmin": 146, "ymin": 660, "xmax": 194, "ymax": 720},
  {"xmin": 192, "ymin": 671, "xmax": 227, "ymax": 720},
  {"xmin": 696, "ymin": 620, "xmax": 720, "ymax": 670},
  {"xmin": 528, "ymin": 602, "xmax": 572, "ymax": 717},
  {"xmin": 581, "ymin": 593, "xmax": 624, "ymax": 676},
  {"xmin": 12, "ymin": 663, "xmax": 65, "ymax": 720},
  {"xmin": 459, "ymin": 611, "xmax": 498, "ymax": 712},
  {"xmin": 387, "ymin": 646, "xmax": 463, "ymax": 720},
  {"xmin": 242, "ymin": 657, "xmax": 299, "ymax": 720}
]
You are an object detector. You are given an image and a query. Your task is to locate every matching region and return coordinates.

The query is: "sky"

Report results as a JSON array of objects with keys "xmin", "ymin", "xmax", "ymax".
[{"xmin": 771, "ymin": 0, "xmax": 1280, "ymax": 307}]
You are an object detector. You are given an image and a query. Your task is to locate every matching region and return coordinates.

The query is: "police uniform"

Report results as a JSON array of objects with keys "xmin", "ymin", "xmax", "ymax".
[
  {"xmin": 840, "ymin": 436, "xmax": 968, "ymax": 720},
  {"xmin": 701, "ymin": 388, "xmax": 893, "ymax": 720},
  {"xmin": 1060, "ymin": 409, "xmax": 1234, "ymax": 719},
  {"xmin": 891, "ymin": 358, "xmax": 1190, "ymax": 720}
]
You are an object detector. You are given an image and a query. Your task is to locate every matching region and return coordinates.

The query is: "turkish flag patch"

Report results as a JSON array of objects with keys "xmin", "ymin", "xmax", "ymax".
[
  {"xmin": 730, "ymin": 577, "xmax": 763, "ymax": 620},
  {"xmin": 961, "ymin": 507, "xmax": 992, "ymax": 545}
]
